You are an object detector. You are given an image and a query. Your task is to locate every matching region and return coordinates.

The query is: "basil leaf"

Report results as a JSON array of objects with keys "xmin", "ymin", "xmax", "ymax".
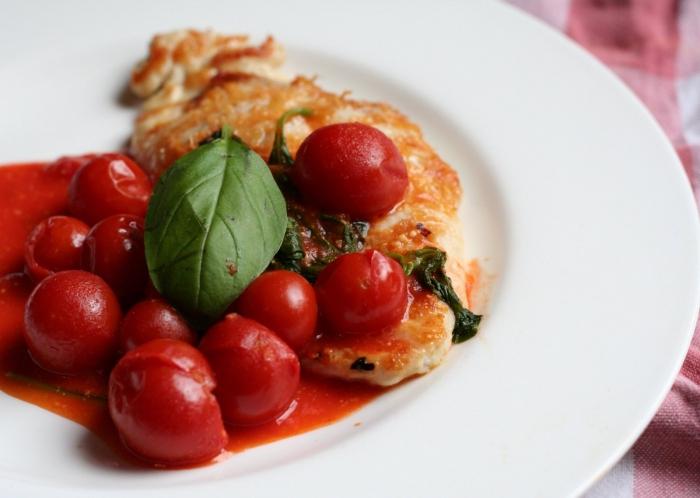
[
  {"xmin": 392, "ymin": 247, "xmax": 481, "ymax": 343},
  {"xmin": 268, "ymin": 108, "xmax": 312, "ymax": 166},
  {"xmin": 145, "ymin": 128, "xmax": 287, "ymax": 325}
]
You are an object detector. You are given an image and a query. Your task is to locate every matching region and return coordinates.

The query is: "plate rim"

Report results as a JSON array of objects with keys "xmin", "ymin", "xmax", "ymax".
[{"xmin": 0, "ymin": 1, "xmax": 698, "ymax": 497}]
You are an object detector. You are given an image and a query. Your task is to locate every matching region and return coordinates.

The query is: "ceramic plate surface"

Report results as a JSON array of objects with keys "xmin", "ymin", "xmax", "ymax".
[{"xmin": 1, "ymin": 1, "xmax": 698, "ymax": 497}]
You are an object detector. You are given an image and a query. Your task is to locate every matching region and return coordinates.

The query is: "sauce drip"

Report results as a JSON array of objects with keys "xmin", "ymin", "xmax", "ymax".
[{"xmin": 0, "ymin": 163, "xmax": 381, "ymax": 466}]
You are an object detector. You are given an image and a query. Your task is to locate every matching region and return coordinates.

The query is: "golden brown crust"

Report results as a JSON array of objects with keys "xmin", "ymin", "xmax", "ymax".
[
  {"xmin": 300, "ymin": 291, "xmax": 454, "ymax": 385},
  {"xmin": 129, "ymin": 30, "xmax": 470, "ymax": 386},
  {"xmin": 130, "ymin": 31, "xmax": 282, "ymax": 99}
]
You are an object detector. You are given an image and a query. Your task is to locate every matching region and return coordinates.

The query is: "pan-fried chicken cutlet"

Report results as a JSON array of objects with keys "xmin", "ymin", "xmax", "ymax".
[{"xmin": 129, "ymin": 30, "xmax": 476, "ymax": 386}]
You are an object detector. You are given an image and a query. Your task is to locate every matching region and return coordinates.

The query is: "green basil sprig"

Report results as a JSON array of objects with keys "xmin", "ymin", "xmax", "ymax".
[
  {"xmin": 145, "ymin": 127, "xmax": 287, "ymax": 326},
  {"xmin": 268, "ymin": 108, "xmax": 312, "ymax": 166},
  {"xmin": 392, "ymin": 247, "xmax": 481, "ymax": 343}
]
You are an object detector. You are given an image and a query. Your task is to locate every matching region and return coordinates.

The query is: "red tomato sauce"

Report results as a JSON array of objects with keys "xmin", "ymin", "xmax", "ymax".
[{"xmin": 0, "ymin": 163, "xmax": 382, "ymax": 466}]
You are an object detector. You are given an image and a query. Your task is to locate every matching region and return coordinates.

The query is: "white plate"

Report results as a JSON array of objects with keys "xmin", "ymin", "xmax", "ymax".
[{"xmin": 1, "ymin": 1, "xmax": 698, "ymax": 497}]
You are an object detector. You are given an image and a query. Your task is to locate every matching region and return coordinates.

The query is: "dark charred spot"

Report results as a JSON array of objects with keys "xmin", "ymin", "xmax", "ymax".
[
  {"xmin": 226, "ymin": 261, "xmax": 238, "ymax": 276},
  {"xmin": 350, "ymin": 357, "xmax": 375, "ymax": 371},
  {"xmin": 198, "ymin": 129, "xmax": 223, "ymax": 145},
  {"xmin": 416, "ymin": 222, "xmax": 431, "ymax": 237}
]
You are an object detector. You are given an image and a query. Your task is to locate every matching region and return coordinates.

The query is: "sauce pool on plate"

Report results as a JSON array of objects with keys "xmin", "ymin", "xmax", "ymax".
[{"xmin": 0, "ymin": 163, "xmax": 381, "ymax": 466}]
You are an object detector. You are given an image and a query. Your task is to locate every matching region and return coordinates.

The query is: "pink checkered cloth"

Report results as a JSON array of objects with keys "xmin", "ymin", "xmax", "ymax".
[{"xmin": 505, "ymin": 1, "xmax": 700, "ymax": 496}]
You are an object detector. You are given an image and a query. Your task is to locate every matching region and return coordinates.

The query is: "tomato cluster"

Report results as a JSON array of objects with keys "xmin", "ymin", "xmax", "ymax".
[{"xmin": 19, "ymin": 122, "xmax": 411, "ymax": 467}]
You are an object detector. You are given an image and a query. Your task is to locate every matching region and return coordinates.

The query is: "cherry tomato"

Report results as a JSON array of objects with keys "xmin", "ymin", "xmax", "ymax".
[
  {"xmin": 68, "ymin": 153, "xmax": 152, "ymax": 225},
  {"xmin": 43, "ymin": 154, "xmax": 97, "ymax": 181},
  {"xmin": 81, "ymin": 214, "xmax": 147, "ymax": 304},
  {"xmin": 314, "ymin": 249, "xmax": 408, "ymax": 335},
  {"xmin": 233, "ymin": 270, "xmax": 317, "ymax": 351},
  {"xmin": 109, "ymin": 339, "xmax": 227, "ymax": 466},
  {"xmin": 199, "ymin": 314, "xmax": 300, "ymax": 426},
  {"xmin": 24, "ymin": 216, "xmax": 90, "ymax": 282},
  {"xmin": 292, "ymin": 123, "xmax": 409, "ymax": 219},
  {"xmin": 119, "ymin": 299, "xmax": 196, "ymax": 353},
  {"xmin": 23, "ymin": 270, "xmax": 121, "ymax": 374}
]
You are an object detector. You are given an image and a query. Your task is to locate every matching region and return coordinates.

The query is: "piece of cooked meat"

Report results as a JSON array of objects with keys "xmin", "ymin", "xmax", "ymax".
[{"xmin": 129, "ymin": 30, "xmax": 472, "ymax": 386}]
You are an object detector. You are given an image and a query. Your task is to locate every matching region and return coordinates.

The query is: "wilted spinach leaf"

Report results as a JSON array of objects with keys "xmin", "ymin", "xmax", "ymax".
[
  {"xmin": 392, "ymin": 247, "xmax": 481, "ymax": 343},
  {"xmin": 270, "ymin": 209, "xmax": 369, "ymax": 282}
]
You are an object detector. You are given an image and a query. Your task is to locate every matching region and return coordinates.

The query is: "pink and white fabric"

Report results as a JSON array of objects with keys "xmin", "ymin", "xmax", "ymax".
[{"xmin": 505, "ymin": 1, "xmax": 700, "ymax": 496}]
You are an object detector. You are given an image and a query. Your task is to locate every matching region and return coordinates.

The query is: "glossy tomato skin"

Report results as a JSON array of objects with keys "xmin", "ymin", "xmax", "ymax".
[
  {"xmin": 109, "ymin": 339, "xmax": 228, "ymax": 466},
  {"xmin": 292, "ymin": 123, "xmax": 409, "ymax": 219},
  {"xmin": 314, "ymin": 249, "xmax": 408, "ymax": 335},
  {"xmin": 68, "ymin": 153, "xmax": 152, "ymax": 225},
  {"xmin": 233, "ymin": 270, "xmax": 317, "ymax": 351},
  {"xmin": 119, "ymin": 299, "xmax": 196, "ymax": 353},
  {"xmin": 44, "ymin": 154, "xmax": 97, "ymax": 181},
  {"xmin": 81, "ymin": 214, "xmax": 147, "ymax": 304},
  {"xmin": 23, "ymin": 270, "xmax": 121, "ymax": 374},
  {"xmin": 199, "ymin": 314, "xmax": 300, "ymax": 426},
  {"xmin": 24, "ymin": 216, "xmax": 90, "ymax": 282}
]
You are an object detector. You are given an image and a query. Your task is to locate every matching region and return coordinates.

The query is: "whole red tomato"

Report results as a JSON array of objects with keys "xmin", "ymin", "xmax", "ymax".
[
  {"xmin": 109, "ymin": 339, "xmax": 228, "ymax": 466},
  {"xmin": 119, "ymin": 299, "xmax": 196, "ymax": 353},
  {"xmin": 24, "ymin": 216, "xmax": 90, "ymax": 282},
  {"xmin": 68, "ymin": 153, "xmax": 151, "ymax": 225},
  {"xmin": 292, "ymin": 123, "xmax": 409, "ymax": 219},
  {"xmin": 233, "ymin": 270, "xmax": 317, "ymax": 351},
  {"xmin": 23, "ymin": 270, "xmax": 121, "ymax": 374},
  {"xmin": 314, "ymin": 249, "xmax": 408, "ymax": 335},
  {"xmin": 81, "ymin": 214, "xmax": 147, "ymax": 304},
  {"xmin": 199, "ymin": 314, "xmax": 300, "ymax": 426}
]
